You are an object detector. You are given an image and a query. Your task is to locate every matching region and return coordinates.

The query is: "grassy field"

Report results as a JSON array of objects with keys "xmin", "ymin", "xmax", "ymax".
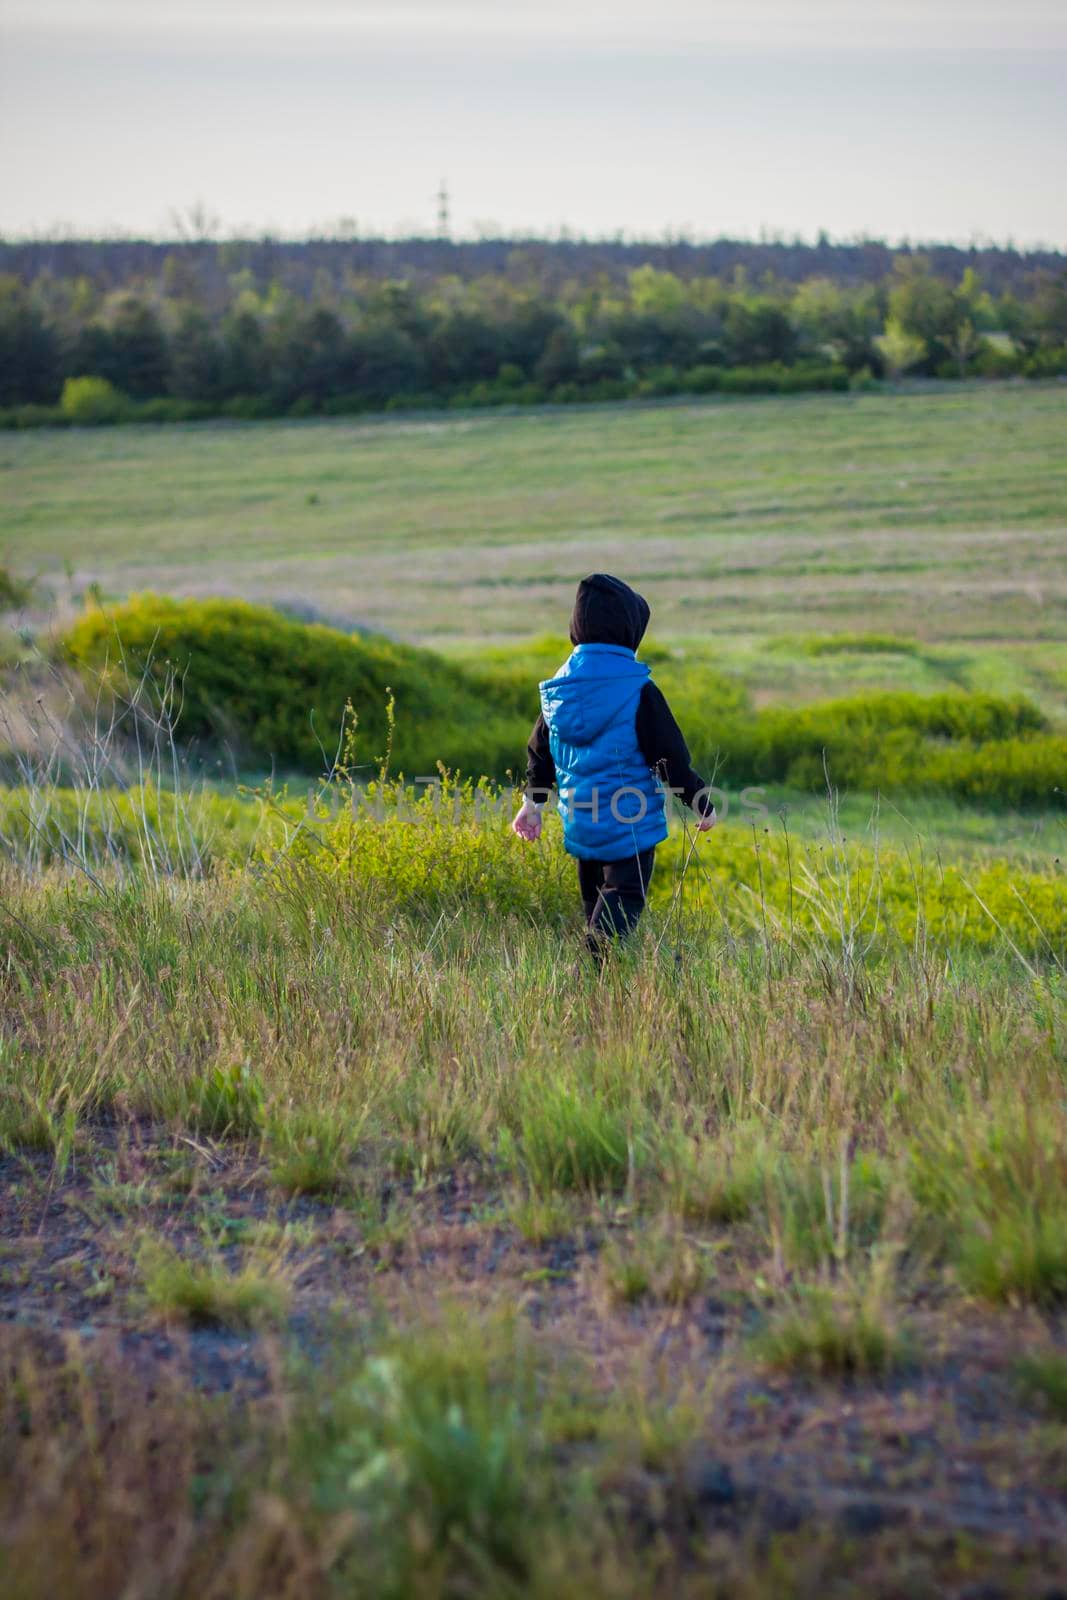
[
  {"xmin": 3, "ymin": 385, "xmax": 1066, "ymax": 653},
  {"xmin": 1, "ymin": 388, "xmax": 1066, "ymax": 1595},
  {"xmin": 1, "ymin": 814, "xmax": 1066, "ymax": 1596}
]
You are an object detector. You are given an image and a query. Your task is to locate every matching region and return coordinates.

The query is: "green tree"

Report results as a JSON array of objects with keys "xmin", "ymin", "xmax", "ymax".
[
  {"xmin": 629, "ymin": 266, "xmax": 687, "ymax": 317},
  {"xmin": 534, "ymin": 326, "xmax": 580, "ymax": 388},
  {"xmin": 947, "ymin": 318, "xmax": 981, "ymax": 377},
  {"xmin": 724, "ymin": 297, "xmax": 796, "ymax": 366},
  {"xmin": 792, "ymin": 278, "xmax": 882, "ymax": 371},
  {"xmin": 599, "ymin": 310, "xmax": 688, "ymax": 372},
  {"xmin": 0, "ymin": 277, "xmax": 60, "ymax": 405},
  {"xmin": 500, "ymin": 303, "xmax": 563, "ymax": 375},
  {"xmin": 219, "ymin": 311, "xmax": 269, "ymax": 397},
  {"xmin": 1026, "ymin": 269, "xmax": 1067, "ymax": 349},
  {"xmin": 957, "ymin": 268, "xmax": 995, "ymax": 331},
  {"xmin": 344, "ymin": 324, "xmax": 425, "ymax": 404},
  {"xmin": 994, "ymin": 292, "xmax": 1027, "ymax": 343},
  {"xmin": 875, "ymin": 318, "xmax": 926, "ymax": 380},
  {"xmin": 169, "ymin": 309, "xmax": 223, "ymax": 400},
  {"xmin": 426, "ymin": 313, "xmax": 509, "ymax": 388},
  {"xmin": 888, "ymin": 258, "xmax": 963, "ymax": 369},
  {"xmin": 97, "ymin": 298, "xmax": 170, "ymax": 398},
  {"xmin": 270, "ymin": 306, "xmax": 346, "ymax": 404},
  {"xmin": 576, "ymin": 339, "xmax": 626, "ymax": 384}
]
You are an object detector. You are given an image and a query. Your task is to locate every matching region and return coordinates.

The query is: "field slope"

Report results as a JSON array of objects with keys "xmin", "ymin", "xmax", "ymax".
[{"xmin": 2, "ymin": 385, "xmax": 1065, "ymax": 646}]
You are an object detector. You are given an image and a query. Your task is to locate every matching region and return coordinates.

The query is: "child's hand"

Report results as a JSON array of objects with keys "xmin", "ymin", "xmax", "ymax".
[
  {"xmin": 512, "ymin": 799, "xmax": 543, "ymax": 841},
  {"xmin": 696, "ymin": 806, "xmax": 717, "ymax": 833}
]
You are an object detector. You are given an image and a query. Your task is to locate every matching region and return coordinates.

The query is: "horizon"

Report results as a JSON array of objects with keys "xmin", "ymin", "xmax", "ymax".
[{"xmin": 2, "ymin": 224, "xmax": 1064, "ymax": 257}]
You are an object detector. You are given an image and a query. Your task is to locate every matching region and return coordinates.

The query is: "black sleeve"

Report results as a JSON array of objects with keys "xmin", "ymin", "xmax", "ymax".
[
  {"xmin": 636, "ymin": 682, "xmax": 714, "ymax": 815},
  {"xmin": 525, "ymin": 713, "xmax": 556, "ymax": 804}
]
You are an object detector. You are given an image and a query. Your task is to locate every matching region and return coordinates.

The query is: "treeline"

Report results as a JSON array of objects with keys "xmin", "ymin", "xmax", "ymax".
[
  {"xmin": 4, "ymin": 233, "xmax": 1063, "ymax": 297},
  {"xmin": 2, "ymin": 244, "xmax": 1066, "ymax": 425}
]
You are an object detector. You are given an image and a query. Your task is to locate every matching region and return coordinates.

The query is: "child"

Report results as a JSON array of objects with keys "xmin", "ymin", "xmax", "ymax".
[{"xmin": 512, "ymin": 573, "xmax": 716, "ymax": 949}]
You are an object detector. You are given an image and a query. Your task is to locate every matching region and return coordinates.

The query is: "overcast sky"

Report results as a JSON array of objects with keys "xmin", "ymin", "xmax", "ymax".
[{"xmin": 2, "ymin": 0, "xmax": 1065, "ymax": 244}]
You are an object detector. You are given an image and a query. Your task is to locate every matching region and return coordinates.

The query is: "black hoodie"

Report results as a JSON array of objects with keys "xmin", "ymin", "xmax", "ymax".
[
  {"xmin": 569, "ymin": 573, "xmax": 651, "ymax": 651},
  {"xmin": 526, "ymin": 573, "xmax": 713, "ymax": 823}
]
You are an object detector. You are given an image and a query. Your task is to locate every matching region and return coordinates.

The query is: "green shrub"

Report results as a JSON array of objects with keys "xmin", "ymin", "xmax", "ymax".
[
  {"xmin": 684, "ymin": 364, "xmax": 724, "ymax": 393},
  {"xmin": 451, "ymin": 377, "xmax": 547, "ymax": 409},
  {"xmin": 59, "ymin": 376, "xmax": 127, "ymax": 425},
  {"xmin": 848, "ymin": 366, "xmax": 881, "ymax": 392},
  {"xmin": 699, "ymin": 689, "xmax": 1060, "ymax": 808},
  {"xmin": 0, "ymin": 782, "xmax": 291, "ymax": 872},
  {"xmin": 712, "ymin": 363, "xmax": 848, "ymax": 395},
  {"xmin": 61, "ymin": 594, "xmax": 533, "ymax": 777},
  {"xmin": 1024, "ymin": 347, "xmax": 1067, "ymax": 379},
  {"xmin": 779, "ymin": 363, "xmax": 849, "ymax": 393},
  {"xmin": 973, "ymin": 340, "xmax": 1022, "ymax": 379},
  {"xmin": 25, "ymin": 768, "xmax": 1065, "ymax": 959},
  {"xmin": 383, "ymin": 391, "xmax": 446, "ymax": 413},
  {"xmin": 922, "ymin": 735, "xmax": 1067, "ymax": 809},
  {"xmin": 659, "ymin": 823, "xmax": 1067, "ymax": 957},
  {"xmin": 751, "ymin": 689, "xmax": 1046, "ymax": 758},
  {"xmin": 58, "ymin": 598, "xmax": 1064, "ymax": 809},
  {"xmin": 301, "ymin": 777, "xmax": 573, "ymax": 920},
  {"xmin": 136, "ymin": 397, "xmax": 212, "ymax": 424},
  {"xmin": 321, "ymin": 392, "xmax": 372, "ymax": 416},
  {"xmin": 635, "ymin": 366, "xmax": 684, "ymax": 398},
  {"xmin": 220, "ymin": 394, "xmax": 276, "ymax": 421},
  {"xmin": 0, "ymin": 403, "xmax": 69, "ymax": 429},
  {"xmin": 0, "ymin": 562, "xmax": 34, "ymax": 612}
]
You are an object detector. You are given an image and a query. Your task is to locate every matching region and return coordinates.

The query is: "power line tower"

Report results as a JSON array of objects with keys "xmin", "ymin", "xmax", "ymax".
[{"xmin": 436, "ymin": 178, "xmax": 451, "ymax": 239}]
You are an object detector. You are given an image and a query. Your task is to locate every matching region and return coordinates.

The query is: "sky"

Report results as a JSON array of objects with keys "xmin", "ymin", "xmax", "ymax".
[{"xmin": 1, "ymin": 1, "xmax": 1065, "ymax": 246}]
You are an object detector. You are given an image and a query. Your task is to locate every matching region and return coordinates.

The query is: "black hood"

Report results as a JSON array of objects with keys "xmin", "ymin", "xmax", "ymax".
[{"xmin": 569, "ymin": 574, "xmax": 651, "ymax": 651}]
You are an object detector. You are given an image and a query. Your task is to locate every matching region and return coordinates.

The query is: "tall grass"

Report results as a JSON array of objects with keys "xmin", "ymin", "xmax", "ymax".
[
  {"xmin": 0, "ymin": 647, "xmax": 221, "ymax": 877},
  {"xmin": 2, "ymin": 843, "xmax": 1063, "ymax": 1224},
  {"xmin": 1, "ymin": 776, "xmax": 1065, "ymax": 1593}
]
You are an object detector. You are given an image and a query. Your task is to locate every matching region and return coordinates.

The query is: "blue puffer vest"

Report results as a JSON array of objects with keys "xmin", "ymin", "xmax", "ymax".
[{"xmin": 539, "ymin": 643, "xmax": 667, "ymax": 861}]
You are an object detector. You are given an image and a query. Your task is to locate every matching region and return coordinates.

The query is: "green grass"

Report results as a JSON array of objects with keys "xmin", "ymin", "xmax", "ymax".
[
  {"xmin": 1, "ymin": 846, "xmax": 1065, "ymax": 1594},
  {"xmin": 597, "ymin": 1217, "xmax": 713, "ymax": 1307},
  {"xmin": 502, "ymin": 1075, "xmax": 639, "ymax": 1195},
  {"xmin": 2, "ymin": 386, "xmax": 1065, "ymax": 652},
  {"xmin": 2, "ymin": 849, "xmax": 1062, "ymax": 1202},
  {"xmin": 136, "ymin": 1238, "xmax": 292, "ymax": 1328},
  {"xmin": 752, "ymin": 1270, "xmax": 911, "ymax": 1379},
  {"xmin": 1015, "ymin": 1352, "xmax": 1067, "ymax": 1419},
  {"xmin": 265, "ymin": 1104, "xmax": 364, "ymax": 1197},
  {"xmin": 3, "ymin": 384, "xmax": 1067, "ymax": 1594}
]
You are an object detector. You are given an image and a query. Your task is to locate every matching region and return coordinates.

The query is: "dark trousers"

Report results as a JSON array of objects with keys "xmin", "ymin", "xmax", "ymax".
[{"xmin": 577, "ymin": 847, "xmax": 656, "ymax": 950}]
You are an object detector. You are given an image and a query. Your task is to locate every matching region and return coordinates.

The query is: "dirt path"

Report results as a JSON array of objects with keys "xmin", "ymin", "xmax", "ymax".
[{"xmin": 3, "ymin": 1127, "xmax": 1067, "ymax": 1590}]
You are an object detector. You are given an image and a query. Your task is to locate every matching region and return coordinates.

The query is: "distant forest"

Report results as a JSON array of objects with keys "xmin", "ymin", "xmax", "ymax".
[
  {"xmin": 2, "ymin": 234, "xmax": 1065, "ymax": 425},
  {"xmin": 4, "ymin": 233, "xmax": 1065, "ymax": 297}
]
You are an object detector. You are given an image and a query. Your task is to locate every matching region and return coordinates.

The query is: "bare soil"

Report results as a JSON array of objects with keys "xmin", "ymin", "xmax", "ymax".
[{"xmin": 3, "ymin": 1120, "xmax": 1067, "ymax": 1593}]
